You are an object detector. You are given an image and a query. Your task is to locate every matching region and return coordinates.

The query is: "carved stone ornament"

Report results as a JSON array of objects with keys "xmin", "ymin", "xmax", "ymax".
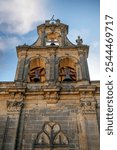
[
  {"xmin": 76, "ymin": 36, "xmax": 83, "ymax": 45},
  {"xmin": 7, "ymin": 100, "xmax": 24, "ymax": 112},
  {"xmin": 44, "ymin": 91, "xmax": 59, "ymax": 104},
  {"xmin": 9, "ymin": 92, "xmax": 25, "ymax": 101},
  {"xmin": 80, "ymin": 101, "xmax": 96, "ymax": 114}
]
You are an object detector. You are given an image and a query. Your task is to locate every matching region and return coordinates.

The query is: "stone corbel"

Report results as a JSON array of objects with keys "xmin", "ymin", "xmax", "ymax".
[
  {"xmin": 44, "ymin": 89, "xmax": 60, "ymax": 104},
  {"xmin": 8, "ymin": 92, "xmax": 25, "ymax": 112},
  {"xmin": 9, "ymin": 92, "xmax": 25, "ymax": 101}
]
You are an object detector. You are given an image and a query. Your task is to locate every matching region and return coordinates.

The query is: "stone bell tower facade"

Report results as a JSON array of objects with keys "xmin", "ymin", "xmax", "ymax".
[{"xmin": 0, "ymin": 19, "xmax": 100, "ymax": 150}]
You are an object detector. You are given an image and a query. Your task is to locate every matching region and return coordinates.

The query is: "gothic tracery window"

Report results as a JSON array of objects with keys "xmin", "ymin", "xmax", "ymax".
[{"xmin": 34, "ymin": 121, "xmax": 69, "ymax": 150}]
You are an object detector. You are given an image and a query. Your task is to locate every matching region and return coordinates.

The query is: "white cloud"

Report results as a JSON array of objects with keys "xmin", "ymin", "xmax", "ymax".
[
  {"xmin": 0, "ymin": 36, "xmax": 21, "ymax": 52},
  {"xmin": 0, "ymin": 0, "xmax": 48, "ymax": 34},
  {"xmin": 88, "ymin": 41, "xmax": 100, "ymax": 80},
  {"xmin": 90, "ymin": 41, "xmax": 100, "ymax": 50}
]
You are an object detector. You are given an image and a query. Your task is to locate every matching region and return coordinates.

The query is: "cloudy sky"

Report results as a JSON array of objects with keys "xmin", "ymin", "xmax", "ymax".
[{"xmin": 0, "ymin": 0, "xmax": 100, "ymax": 81}]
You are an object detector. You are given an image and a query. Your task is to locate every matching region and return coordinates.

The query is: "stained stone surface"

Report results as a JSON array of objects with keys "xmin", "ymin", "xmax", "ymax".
[{"xmin": 0, "ymin": 19, "xmax": 100, "ymax": 150}]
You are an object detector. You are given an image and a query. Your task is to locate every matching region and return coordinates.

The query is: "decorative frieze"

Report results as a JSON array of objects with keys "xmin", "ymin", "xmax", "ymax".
[
  {"xmin": 7, "ymin": 100, "xmax": 24, "ymax": 112},
  {"xmin": 80, "ymin": 100, "xmax": 96, "ymax": 114}
]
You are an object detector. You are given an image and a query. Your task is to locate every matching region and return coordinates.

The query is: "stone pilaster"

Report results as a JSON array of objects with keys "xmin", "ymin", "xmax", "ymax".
[
  {"xmin": 49, "ymin": 53, "xmax": 56, "ymax": 81},
  {"xmin": 2, "ymin": 92, "xmax": 25, "ymax": 150},
  {"xmin": 77, "ymin": 113, "xmax": 88, "ymax": 150},
  {"xmin": 23, "ymin": 58, "xmax": 30, "ymax": 82},
  {"xmin": 76, "ymin": 61, "xmax": 82, "ymax": 81},
  {"xmin": 15, "ymin": 57, "xmax": 25, "ymax": 82},
  {"xmin": 79, "ymin": 99, "xmax": 99, "ymax": 150},
  {"xmin": 79, "ymin": 53, "xmax": 90, "ymax": 80},
  {"xmin": 45, "ymin": 61, "xmax": 50, "ymax": 81},
  {"xmin": 55, "ymin": 58, "xmax": 59, "ymax": 82}
]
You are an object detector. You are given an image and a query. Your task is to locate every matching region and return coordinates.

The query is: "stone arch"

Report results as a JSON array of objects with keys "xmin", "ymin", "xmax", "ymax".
[
  {"xmin": 28, "ymin": 57, "xmax": 46, "ymax": 83},
  {"xmin": 34, "ymin": 121, "xmax": 69, "ymax": 149},
  {"xmin": 35, "ymin": 131, "xmax": 50, "ymax": 146},
  {"xmin": 29, "ymin": 55, "xmax": 49, "ymax": 64}
]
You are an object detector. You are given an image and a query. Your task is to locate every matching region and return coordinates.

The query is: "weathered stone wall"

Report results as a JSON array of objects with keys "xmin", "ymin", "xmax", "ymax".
[
  {"xmin": 0, "ymin": 115, "xmax": 7, "ymax": 150},
  {"xmin": 0, "ymin": 19, "xmax": 100, "ymax": 150},
  {"xmin": 0, "ymin": 81, "xmax": 100, "ymax": 150},
  {"xmin": 21, "ymin": 101, "xmax": 80, "ymax": 150}
]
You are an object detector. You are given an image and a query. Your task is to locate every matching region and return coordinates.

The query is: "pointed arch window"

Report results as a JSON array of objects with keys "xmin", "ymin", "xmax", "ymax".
[{"xmin": 34, "ymin": 121, "xmax": 69, "ymax": 150}]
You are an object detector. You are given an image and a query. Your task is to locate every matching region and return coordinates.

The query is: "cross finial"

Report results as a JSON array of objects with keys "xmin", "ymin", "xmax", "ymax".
[
  {"xmin": 76, "ymin": 36, "xmax": 83, "ymax": 45},
  {"xmin": 50, "ymin": 15, "xmax": 55, "ymax": 21}
]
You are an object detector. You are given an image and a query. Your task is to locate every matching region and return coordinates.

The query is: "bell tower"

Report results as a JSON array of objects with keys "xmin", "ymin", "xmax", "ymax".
[
  {"xmin": 15, "ymin": 18, "xmax": 90, "ymax": 84},
  {"xmin": 0, "ymin": 18, "xmax": 99, "ymax": 150}
]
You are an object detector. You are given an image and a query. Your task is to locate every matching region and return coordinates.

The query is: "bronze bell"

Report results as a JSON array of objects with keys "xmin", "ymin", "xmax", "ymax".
[
  {"xmin": 50, "ymin": 39, "xmax": 55, "ymax": 46},
  {"xmin": 34, "ymin": 70, "xmax": 40, "ymax": 82},
  {"xmin": 63, "ymin": 74, "xmax": 72, "ymax": 82},
  {"xmin": 63, "ymin": 67, "xmax": 73, "ymax": 82},
  {"xmin": 50, "ymin": 42, "xmax": 55, "ymax": 46}
]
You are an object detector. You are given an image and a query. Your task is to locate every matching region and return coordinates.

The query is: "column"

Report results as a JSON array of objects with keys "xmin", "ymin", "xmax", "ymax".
[
  {"xmin": 77, "ymin": 113, "xmax": 88, "ymax": 150},
  {"xmin": 23, "ymin": 58, "xmax": 30, "ymax": 82},
  {"xmin": 3, "ymin": 95, "xmax": 24, "ymax": 150},
  {"xmin": 80, "ymin": 99, "xmax": 100, "ymax": 150},
  {"xmin": 15, "ymin": 57, "xmax": 25, "ymax": 82}
]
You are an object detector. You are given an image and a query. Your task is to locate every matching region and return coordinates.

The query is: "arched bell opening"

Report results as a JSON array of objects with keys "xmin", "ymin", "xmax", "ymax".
[
  {"xmin": 59, "ymin": 58, "xmax": 76, "ymax": 82},
  {"xmin": 28, "ymin": 58, "xmax": 46, "ymax": 83}
]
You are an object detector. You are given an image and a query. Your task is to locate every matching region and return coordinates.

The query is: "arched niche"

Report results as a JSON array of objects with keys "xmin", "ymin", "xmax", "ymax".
[
  {"xmin": 28, "ymin": 58, "xmax": 46, "ymax": 83},
  {"xmin": 59, "ymin": 57, "xmax": 77, "ymax": 82},
  {"xmin": 34, "ymin": 121, "xmax": 69, "ymax": 150}
]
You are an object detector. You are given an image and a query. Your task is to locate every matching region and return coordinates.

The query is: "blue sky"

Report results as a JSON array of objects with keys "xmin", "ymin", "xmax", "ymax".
[{"xmin": 0, "ymin": 0, "xmax": 100, "ymax": 81}]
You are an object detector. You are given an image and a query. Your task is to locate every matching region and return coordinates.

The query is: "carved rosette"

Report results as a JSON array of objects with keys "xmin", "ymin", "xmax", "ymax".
[{"xmin": 80, "ymin": 101, "xmax": 96, "ymax": 114}]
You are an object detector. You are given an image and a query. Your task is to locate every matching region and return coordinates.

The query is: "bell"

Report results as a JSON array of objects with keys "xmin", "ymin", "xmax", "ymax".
[
  {"xmin": 34, "ymin": 76, "xmax": 40, "ymax": 82},
  {"xmin": 63, "ymin": 74, "xmax": 72, "ymax": 82},
  {"xmin": 50, "ymin": 42, "xmax": 55, "ymax": 46},
  {"xmin": 34, "ymin": 70, "xmax": 40, "ymax": 82}
]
